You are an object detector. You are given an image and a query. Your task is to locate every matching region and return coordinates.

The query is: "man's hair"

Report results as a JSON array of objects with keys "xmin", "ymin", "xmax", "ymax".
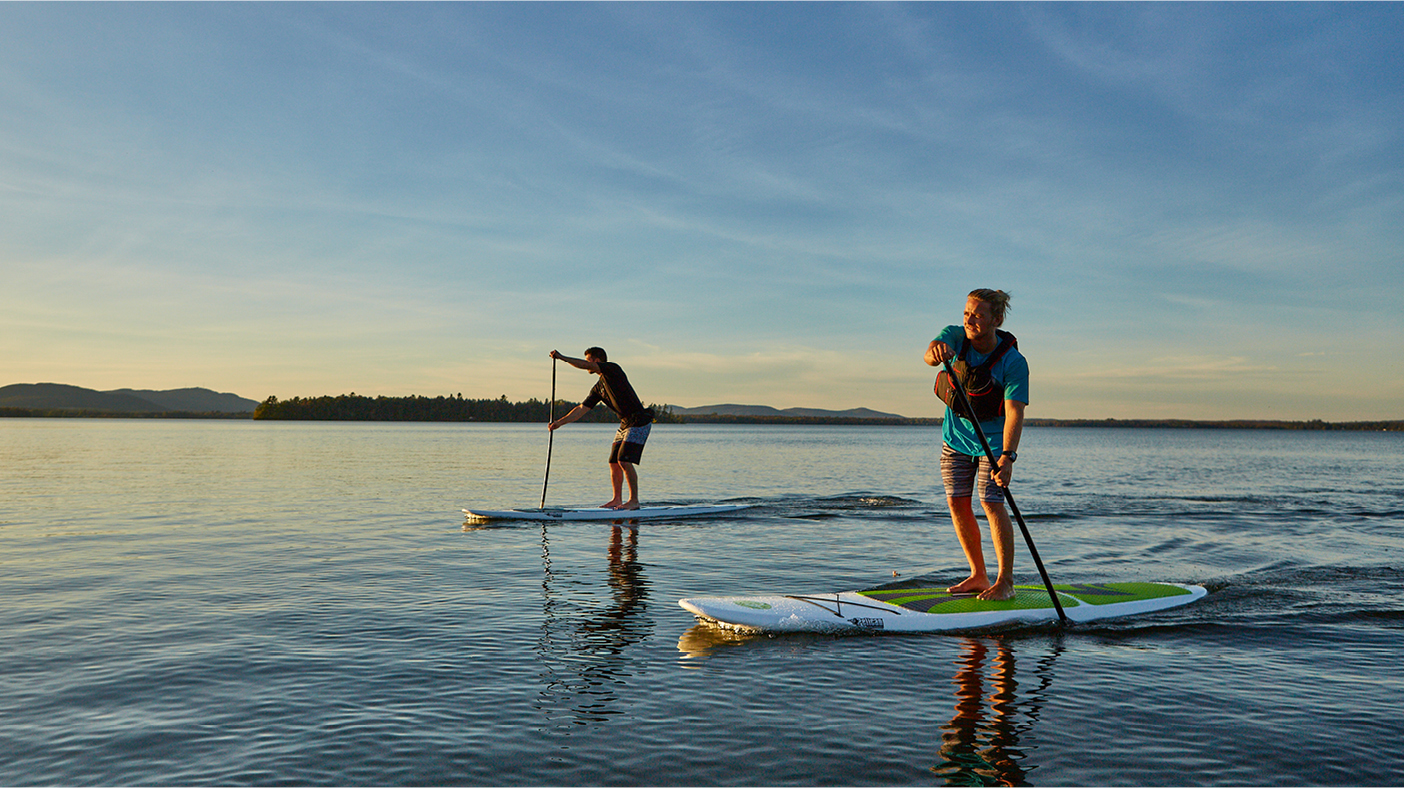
[
  {"xmin": 584, "ymin": 346, "xmax": 608, "ymax": 362},
  {"xmin": 967, "ymin": 289, "xmax": 1011, "ymax": 326}
]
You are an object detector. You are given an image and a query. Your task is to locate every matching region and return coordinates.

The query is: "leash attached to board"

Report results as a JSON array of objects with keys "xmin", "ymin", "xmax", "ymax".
[{"xmin": 942, "ymin": 359, "xmax": 1068, "ymax": 624}]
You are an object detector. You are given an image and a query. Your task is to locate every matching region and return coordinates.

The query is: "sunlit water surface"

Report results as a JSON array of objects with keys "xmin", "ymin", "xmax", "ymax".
[{"xmin": 2, "ymin": 420, "xmax": 1402, "ymax": 785}]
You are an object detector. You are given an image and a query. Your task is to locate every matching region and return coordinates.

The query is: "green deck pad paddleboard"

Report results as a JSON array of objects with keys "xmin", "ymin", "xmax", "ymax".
[
  {"xmin": 680, "ymin": 580, "xmax": 1206, "ymax": 632},
  {"xmin": 857, "ymin": 581, "xmax": 1194, "ymax": 615}
]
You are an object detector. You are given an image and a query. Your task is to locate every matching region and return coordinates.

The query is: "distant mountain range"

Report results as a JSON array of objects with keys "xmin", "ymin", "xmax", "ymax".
[
  {"xmin": 0, "ymin": 383, "xmax": 258, "ymax": 414},
  {"xmin": 670, "ymin": 403, "xmax": 906, "ymax": 420}
]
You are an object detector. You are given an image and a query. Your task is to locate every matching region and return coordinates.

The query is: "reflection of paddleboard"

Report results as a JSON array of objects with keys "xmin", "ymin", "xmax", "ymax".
[
  {"xmin": 464, "ymin": 504, "xmax": 749, "ymax": 522},
  {"xmin": 680, "ymin": 580, "xmax": 1206, "ymax": 633}
]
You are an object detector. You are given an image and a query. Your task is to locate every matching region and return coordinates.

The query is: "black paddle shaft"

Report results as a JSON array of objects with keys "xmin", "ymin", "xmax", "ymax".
[
  {"xmin": 540, "ymin": 357, "xmax": 556, "ymax": 510},
  {"xmin": 941, "ymin": 359, "xmax": 1068, "ymax": 624}
]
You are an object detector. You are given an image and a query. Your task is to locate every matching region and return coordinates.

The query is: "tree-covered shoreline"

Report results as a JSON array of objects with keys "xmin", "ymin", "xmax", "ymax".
[
  {"xmin": 249, "ymin": 396, "xmax": 1400, "ymax": 430},
  {"xmin": 251, "ymin": 394, "xmax": 684, "ymax": 423}
]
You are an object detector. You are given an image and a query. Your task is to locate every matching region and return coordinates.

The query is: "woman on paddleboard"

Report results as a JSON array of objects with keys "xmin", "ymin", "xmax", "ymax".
[
  {"xmin": 548, "ymin": 347, "xmax": 655, "ymax": 511},
  {"xmin": 924, "ymin": 289, "xmax": 1029, "ymax": 601}
]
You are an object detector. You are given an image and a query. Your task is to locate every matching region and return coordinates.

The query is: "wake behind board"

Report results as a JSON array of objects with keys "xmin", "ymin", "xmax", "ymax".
[
  {"xmin": 680, "ymin": 580, "xmax": 1206, "ymax": 633},
  {"xmin": 464, "ymin": 503, "xmax": 749, "ymax": 522}
]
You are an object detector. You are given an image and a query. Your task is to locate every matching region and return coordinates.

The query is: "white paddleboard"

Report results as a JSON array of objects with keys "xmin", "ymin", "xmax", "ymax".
[
  {"xmin": 464, "ymin": 503, "xmax": 750, "ymax": 522},
  {"xmin": 680, "ymin": 580, "xmax": 1206, "ymax": 633}
]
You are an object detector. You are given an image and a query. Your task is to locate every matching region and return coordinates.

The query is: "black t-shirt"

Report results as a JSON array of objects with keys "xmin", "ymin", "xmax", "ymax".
[{"xmin": 582, "ymin": 361, "xmax": 654, "ymax": 427}]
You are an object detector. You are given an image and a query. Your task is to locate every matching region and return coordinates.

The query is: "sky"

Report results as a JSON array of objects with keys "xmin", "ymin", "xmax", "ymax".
[{"xmin": 2, "ymin": 3, "xmax": 1400, "ymax": 421}]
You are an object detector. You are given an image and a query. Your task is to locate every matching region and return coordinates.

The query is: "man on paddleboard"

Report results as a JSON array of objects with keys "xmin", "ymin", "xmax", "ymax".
[
  {"xmin": 548, "ymin": 348, "xmax": 655, "ymax": 510},
  {"xmin": 924, "ymin": 289, "xmax": 1029, "ymax": 601}
]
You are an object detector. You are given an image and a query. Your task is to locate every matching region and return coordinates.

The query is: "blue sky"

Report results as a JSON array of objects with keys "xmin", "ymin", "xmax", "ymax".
[{"xmin": 2, "ymin": 3, "xmax": 1399, "ymax": 420}]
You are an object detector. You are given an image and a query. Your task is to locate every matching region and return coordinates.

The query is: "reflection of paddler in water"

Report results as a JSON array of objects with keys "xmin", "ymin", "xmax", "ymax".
[
  {"xmin": 536, "ymin": 524, "xmax": 652, "ymax": 726},
  {"xmin": 934, "ymin": 637, "xmax": 1058, "ymax": 786},
  {"xmin": 603, "ymin": 524, "xmax": 644, "ymax": 618}
]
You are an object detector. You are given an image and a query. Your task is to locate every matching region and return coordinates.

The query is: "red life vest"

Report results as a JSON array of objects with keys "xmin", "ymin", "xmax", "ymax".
[{"xmin": 934, "ymin": 330, "xmax": 1017, "ymax": 423}]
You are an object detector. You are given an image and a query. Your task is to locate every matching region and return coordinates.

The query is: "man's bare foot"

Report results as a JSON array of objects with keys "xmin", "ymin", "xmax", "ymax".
[
  {"xmin": 600, "ymin": 500, "xmax": 623, "ymax": 509},
  {"xmin": 947, "ymin": 576, "xmax": 990, "ymax": 595},
  {"xmin": 977, "ymin": 580, "xmax": 1015, "ymax": 601},
  {"xmin": 615, "ymin": 501, "xmax": 639, "ymax": 511}
]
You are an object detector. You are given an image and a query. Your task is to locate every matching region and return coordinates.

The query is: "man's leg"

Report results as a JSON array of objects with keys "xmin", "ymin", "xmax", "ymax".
[
  {"xmin": 617, "ymin": 461, "xmax": 639, "ymax": 510},
  {"xmin": 609, "ymin": 428, "xmax": 647, "ymax": 510},
  {"xmin": 977, "ymin": 500, "xmax": 1015, "ymax": 601},
  {"xmin": 601, "ymin": 459, "xmax": 625, "ymax": 508},
  {"xmin": 947, "ymin": 496, "xmax": 991, "ymax": 594}
]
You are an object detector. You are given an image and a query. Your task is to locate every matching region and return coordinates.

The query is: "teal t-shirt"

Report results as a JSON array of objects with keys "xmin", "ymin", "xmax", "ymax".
[{"xmin": 934, "ymin": 325, "xmax": 1029, "ymax": 456}]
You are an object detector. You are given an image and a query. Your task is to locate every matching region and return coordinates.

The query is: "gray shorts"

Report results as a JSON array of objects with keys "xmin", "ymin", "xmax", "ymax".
[
  {"xmin": 609, "ymin": 422, "xmax": 651, "ymax": 465},
  {"xmin": 941, "ymin": 443, "xmax": 1005, "ymax": 503}
]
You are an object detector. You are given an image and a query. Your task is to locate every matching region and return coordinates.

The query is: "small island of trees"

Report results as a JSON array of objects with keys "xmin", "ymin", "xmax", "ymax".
[{"xmin": 252, "ymin": 394, "xmax": 682, "ymax": 423}]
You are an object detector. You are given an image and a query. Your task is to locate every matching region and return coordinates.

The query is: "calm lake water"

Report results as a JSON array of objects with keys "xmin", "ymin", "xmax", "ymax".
[{"xmin": 1, "ymin": 419, "xmax": 1402, "ymax": 786}]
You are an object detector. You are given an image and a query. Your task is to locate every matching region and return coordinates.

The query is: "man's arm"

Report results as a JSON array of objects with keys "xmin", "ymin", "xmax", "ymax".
[
  {"xmin": 549, "ymin": 403, "xmax": 593, "ymax": 431},
  {"xmin": 549, "ymin": 350, "xmax": 600, "ymax": 373},
  {"xmin": 992, "ymin": 400, "xmax": 1025, "ymax": 487}
]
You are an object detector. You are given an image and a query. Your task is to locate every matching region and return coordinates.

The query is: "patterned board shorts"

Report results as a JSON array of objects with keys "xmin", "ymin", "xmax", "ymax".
[
  {"xmin": 609, "ymin": 422, "xmax": 651, "ymax": 465},
  {"xmin": 940, "ymin": 443, "xmax": 1005, "ymax": 503}
]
